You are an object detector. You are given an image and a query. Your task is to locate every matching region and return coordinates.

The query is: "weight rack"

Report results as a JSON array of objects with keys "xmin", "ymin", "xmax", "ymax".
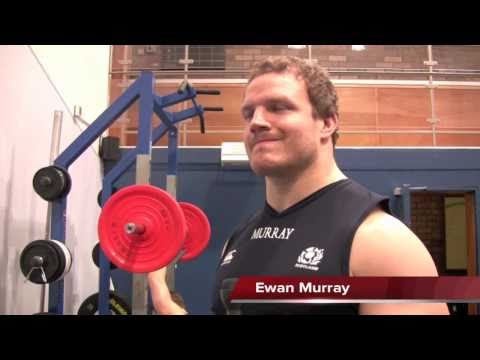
[{"xmin": 35, "ymin": 71, "xmax": 221, "ymax": 315}]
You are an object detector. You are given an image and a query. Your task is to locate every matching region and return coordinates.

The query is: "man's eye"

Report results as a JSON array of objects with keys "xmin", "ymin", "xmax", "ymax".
[
  {"xmin": 242, "ymin": 110, "xmax": 253, "ymax": 121},
  {"xmin": 269, "ymin": 103, "xmax": 289, "ymax": 112}
]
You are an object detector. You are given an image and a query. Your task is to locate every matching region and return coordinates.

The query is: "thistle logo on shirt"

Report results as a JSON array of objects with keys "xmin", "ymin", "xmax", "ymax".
[
  {"xmin": 294, "ymin": 247, "xmax": 324, "ymax": 271},
  {"xmin": 250, "ymin": 227, "xmax": 295, "ymax": 240}
]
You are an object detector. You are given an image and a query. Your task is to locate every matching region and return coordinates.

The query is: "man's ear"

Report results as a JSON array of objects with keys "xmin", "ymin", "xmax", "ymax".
[{"xmin": 319, "ymin": 115, "xmax": 338, "ymax": 141}]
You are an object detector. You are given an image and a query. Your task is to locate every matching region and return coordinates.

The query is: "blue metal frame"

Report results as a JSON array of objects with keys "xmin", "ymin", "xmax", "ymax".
[{"xmin": 45, "ymin": 71, "xmax": 207, "ymax": 314}]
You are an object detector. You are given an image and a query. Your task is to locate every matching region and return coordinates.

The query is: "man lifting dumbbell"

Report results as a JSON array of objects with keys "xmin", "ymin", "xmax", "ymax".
[
  {"xmin": 97, "ymin": 184, "xmax": 210, "ymax": 315},
  {"xmin": 98, "ymin": 185, "xmax": 210, "ymax": 272},
  {"xmin": 148, "ymin": 56, "xmax": 450, "ymax": 315}
]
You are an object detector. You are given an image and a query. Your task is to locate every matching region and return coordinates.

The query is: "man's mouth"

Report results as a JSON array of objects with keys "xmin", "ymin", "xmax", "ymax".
[{"xmin": 254, "ymin": 138, "xmax": 279, "ymax": 146}]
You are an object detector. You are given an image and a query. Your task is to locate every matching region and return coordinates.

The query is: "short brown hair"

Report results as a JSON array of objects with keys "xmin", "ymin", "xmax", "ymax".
[{"xmin": 248, "ymin": 56, "xmax": 339, "ymax": 145}]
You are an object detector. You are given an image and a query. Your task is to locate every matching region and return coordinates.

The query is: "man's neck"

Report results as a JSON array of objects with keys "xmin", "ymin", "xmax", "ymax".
[{"xmin": 265, "ymin": 155, "xmax": 346, "ymax": 213}]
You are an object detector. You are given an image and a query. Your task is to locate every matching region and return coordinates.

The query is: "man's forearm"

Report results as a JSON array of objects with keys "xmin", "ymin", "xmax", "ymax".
[{"xmin": 148, "ymin": 270, "xmax": 188, "ymax": 315}]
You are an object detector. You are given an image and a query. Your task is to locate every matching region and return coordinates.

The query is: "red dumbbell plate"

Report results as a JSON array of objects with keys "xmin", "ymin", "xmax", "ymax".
[
  {"xmin": 98, "ymin": 185, "xmax": 187, "ymax": 273},
  {"xmin": 178, "ymin": 202, "xmax": 211, "ymax": 262}
]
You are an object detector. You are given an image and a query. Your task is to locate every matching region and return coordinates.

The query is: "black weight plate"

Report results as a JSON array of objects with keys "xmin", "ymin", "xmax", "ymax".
[
  {"xmin": 20, "ymin": 240, "xmax": 62, "ymax": 284},
  {"xmin": 97, "ymin": 186, "xmax": 118, "ymax": 207},
  {"xmin": 78, "ymin": 291, "xmax": 131, "ymax": 315},
  {"xmin": 33, "ymin": 165, "xmax": 71, "ymax": 201},
  {"xmin": 92, "ymin": 242, "xmax": 117, "ymax": 270}
]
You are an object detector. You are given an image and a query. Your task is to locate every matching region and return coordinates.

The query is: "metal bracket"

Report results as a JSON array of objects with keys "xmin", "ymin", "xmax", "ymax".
[
  {"xmin": 424, "ymin": 60, "xmax": 438, "ymax": 66},
  {"xmin": 73, "ymin": 105, "xmax": 82, "ymax": 118},
  {"xmin": 409, "ymin": 186, "xmax": 428, "ymax": 191}
]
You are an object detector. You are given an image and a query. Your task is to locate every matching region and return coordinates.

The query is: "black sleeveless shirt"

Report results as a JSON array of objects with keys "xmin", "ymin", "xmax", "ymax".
[{"xmin": 211, "ymin": 178, "xmax": 390, "ymax": 315}]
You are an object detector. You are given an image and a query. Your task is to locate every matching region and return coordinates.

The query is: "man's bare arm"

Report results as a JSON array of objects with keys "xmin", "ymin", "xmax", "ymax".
[{"xmin": 350, "ymin": 208, "xmax": 450, "ymax": 315}]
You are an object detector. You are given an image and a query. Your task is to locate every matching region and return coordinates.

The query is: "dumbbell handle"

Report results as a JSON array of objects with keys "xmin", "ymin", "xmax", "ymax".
[
  {"xmin": 39, "ymin": 176, "xmax": 53, "ymax": 187},
  {"xmin": 30, "ymin": 256, "xmax": 44, "ymax": 267},
  {"xmin": 24, "ymin": 266, "xmax": 47, "ymax": 284},
  {"xmin": 203, "ymin": 107, "xmax": 223, "ymax": 112},
  {"xmin": 124, "ymin": 223, "xmax": 145, "ymax": 235}
]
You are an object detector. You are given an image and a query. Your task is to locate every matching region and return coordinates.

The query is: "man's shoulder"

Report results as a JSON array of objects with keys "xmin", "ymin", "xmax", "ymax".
[
  {"xmin": 350, "ymin": 207, "xmax": 439, "ymax": 276},
  {"xmin": 356, "ymin": 207, "xmax": 403, "ymax": 235},
  {"xmin": 352, "ymin": 207, "xmax": 413, "ymax": 262},
  {"xmin": 332, "ymin": 178, "xmax": 391, "ymax": 215},
  {"xmin": 350, "ymin": 208, "xmax": 449, "ymax": 315}
]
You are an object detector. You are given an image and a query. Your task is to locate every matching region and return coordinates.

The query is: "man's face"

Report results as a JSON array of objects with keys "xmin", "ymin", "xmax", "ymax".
[{"xmin": 241, "ymin": 71, "xmax": 324, "ymax": 177}]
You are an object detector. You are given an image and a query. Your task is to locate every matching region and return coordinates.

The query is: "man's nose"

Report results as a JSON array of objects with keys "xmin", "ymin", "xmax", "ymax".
[{"xmin": 249, "ymin": 108, "xmax": 271, "ymax": 132}]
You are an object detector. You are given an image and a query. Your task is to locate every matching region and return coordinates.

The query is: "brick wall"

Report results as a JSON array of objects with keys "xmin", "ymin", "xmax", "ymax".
[
  {"xmin": 410, "ymin": 193, "xmax": 446, "ymax": 274},
  {"xmin": 108, "ymin": 46, "xmax": 480, "ymax": 146},
  {"xmin": 112, "ymin": 45, "xmax": 480, "ymax": 81},
  {"xmin": 312, "ymin": 45, "xmax": 426, "ymax": 71},
  {"xmin": 226, "ymin": 45, "xmax": 308, "ymax": 70}
]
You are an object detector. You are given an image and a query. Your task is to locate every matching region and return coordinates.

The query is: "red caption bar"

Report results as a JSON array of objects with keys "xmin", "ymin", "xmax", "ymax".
[{"xmin": 229, "ymin": 276, "xmax": 480, "ymax": 303}]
